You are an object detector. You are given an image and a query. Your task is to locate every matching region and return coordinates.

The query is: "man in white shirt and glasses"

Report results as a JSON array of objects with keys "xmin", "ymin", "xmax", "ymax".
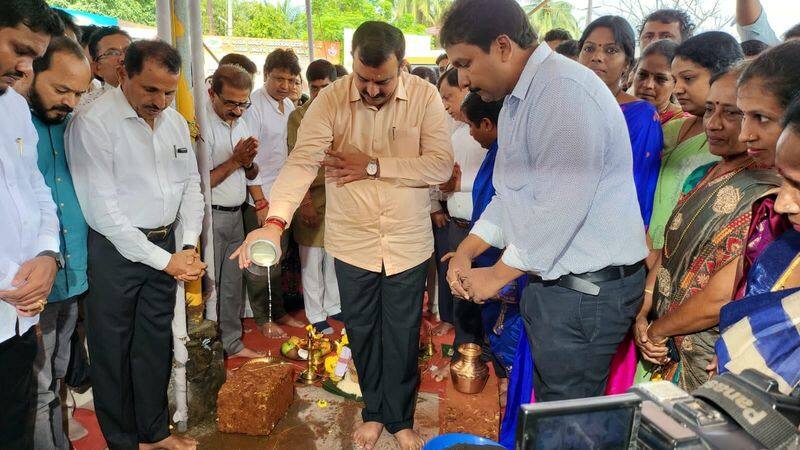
[
  {"xmin": 0, "ymin": 2, "xmax": 63, "ymax": 448},
  {"xmin": 75, "ymin": 26, "xmax": 131, "ymax": 113},
  {"xmin": 67, "ymin": 40, "xmax": 205, "ymax": 450},
  {"xmin": 205, "ymin": 63, "xmax": 263, "ymax": 359}
]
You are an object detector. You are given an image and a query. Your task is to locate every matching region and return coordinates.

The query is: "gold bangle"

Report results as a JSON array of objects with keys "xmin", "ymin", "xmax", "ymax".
[{"xmin": 644, "ymin": 288, "xmax": 654, "ymax": 295}]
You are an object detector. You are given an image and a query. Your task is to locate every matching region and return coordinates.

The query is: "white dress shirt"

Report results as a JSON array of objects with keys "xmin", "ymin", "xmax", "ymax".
[
  {"xmin": 204, "ymin": 99, "xmax": 251, "ymax": 207},
  {"xmin": 471, "ymin": 44, "xmax": 648, "ymax": 279},
  {"xmin": 243, "ymin": 86, "xmax": 294, "ymax": 201},
  {"xmin": 446, "ymin": 122, "xmax": 486, "ymax": 220},
  {"xmin": 66, "ymin": 87, "xmax": 204, "ymax": 271},
  {"xmin": 0, "ymin": 88, "xmax": 60, "ymax": 342}
]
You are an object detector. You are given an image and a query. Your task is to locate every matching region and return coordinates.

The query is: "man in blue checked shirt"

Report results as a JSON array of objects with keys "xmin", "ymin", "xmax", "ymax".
[
  {"xmin": 440, "ymin": 0, "xmax": 649, "ymax": 402},
  {"xmin": 27, "ymin": 36, "xmax": 92, "ymax": 450}
]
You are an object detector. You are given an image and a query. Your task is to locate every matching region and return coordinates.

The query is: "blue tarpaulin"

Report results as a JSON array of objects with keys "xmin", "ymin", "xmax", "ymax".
[{"xmin": 54, "ymin": 7, "xmax": 119, "ymax": 27}]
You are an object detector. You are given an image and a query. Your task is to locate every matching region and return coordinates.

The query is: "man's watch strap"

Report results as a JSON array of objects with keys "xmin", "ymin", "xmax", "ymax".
[
  {"xmin": 182, "ymin": 244, "xmax": 197, "ymax": 251},
  {"xmin": 37, "ymin": 250, "xmax": 64, "ymax": 270}
]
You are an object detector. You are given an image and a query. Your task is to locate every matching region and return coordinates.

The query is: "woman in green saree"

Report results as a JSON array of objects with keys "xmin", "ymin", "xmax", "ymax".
[
  {"xmin": 648, "ymin": 33, "xmax": 744, "ymax": 256},
  {"xmin": 634, "ymin": 67, "xmax": 782, "ymax": 392}
]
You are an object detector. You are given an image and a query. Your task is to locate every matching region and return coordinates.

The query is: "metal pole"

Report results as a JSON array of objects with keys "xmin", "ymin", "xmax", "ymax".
[
  {"xmin": 170, "ymin": 0, "xmax": 194, "ymax": 432},
  {"xmin": 156, "ymin": 0, "xmax": 172, "ymax": 42},
  {"xmin": 586, "ymin": 0, "xmax": 593, "ymax": 27},
  {"xmin": 305, "ymin": 0, "xmax": 314, "ymax": 60},
  {"xmin": 189, "ymin": 0, "xmax": 217, "ymax": 324},
  {"xmin": 227, "ymin": 0, "xmax": 233, "ymax": 37}
]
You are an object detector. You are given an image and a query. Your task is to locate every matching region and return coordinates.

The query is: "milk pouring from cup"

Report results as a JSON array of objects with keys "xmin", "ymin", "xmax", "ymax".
[{"xmin": 247, "ymin": 239, "xmax": 281, "ymax": 275}]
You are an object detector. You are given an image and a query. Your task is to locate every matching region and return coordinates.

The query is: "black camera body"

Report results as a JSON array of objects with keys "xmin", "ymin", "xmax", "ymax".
[
  {"xmin": 632, "ymin": 370, "xmax": 799, "ymax": 449},
  {"xmin": 516, "ymin": 370, "xmax": 800, "ymax": 450}
]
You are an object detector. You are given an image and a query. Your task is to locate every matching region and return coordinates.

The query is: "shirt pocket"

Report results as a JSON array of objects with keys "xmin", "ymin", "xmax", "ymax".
[
  {"xmin": 167, "ymin": 147, "xmax": 190, "ymax": 185},
  {"xmin": 389, "ymin": 127, "xmax": 421, "ymax": 158}
]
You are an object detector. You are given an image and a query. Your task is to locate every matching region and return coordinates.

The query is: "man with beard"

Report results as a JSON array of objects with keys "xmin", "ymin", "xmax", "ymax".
[
  {"xmin": 66, "ymin": 40, "xmax": 205, "ymax": 450},
  {"xmin": 27, "ymin": 36, "xmax": 92, "ymax": 450},
  {"xmin": 0, "ymin": 1, "xmax": 63, "ymax": 448},
  {"xmin": 205, "ymin": 64, "xmax": 263, "ymax": 359},
  {"xmin": 235, "ymin": 21, "xmax": 453, "ymax": 450}
]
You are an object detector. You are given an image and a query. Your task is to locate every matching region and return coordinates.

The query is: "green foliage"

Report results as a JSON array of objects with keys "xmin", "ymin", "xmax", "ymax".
[
  {"xmin": 52, "ymin": 0, "xmax": 441, "ymax": 43},
  {"xmin": 49, "ymin": 0, "xmax": 157, "ymax": 25},
  {"xmin": 523, "ymin": 1, "xmax": 581, "ymax": 40}
]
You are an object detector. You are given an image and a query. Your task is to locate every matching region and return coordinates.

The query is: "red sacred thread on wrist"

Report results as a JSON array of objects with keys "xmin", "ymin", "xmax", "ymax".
[
  {"xmin": 254, "ymin": 199, "xmax": 268, "ymax": 211},
  {"xmin": 265, "ymin": 217, "xmax": 286, "ymax": 231}
]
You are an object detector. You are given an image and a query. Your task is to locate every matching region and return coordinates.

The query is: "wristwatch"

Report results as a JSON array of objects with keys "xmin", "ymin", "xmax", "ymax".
[
  {"xmin": 366, "ymin": 158, "xmax": 379, "ymax": 178},
  {"xmin": 37, "ymin": 250, "xmax": 64, "ymax": 270}
]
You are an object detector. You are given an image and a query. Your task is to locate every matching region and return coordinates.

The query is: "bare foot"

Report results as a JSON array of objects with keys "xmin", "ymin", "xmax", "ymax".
[
  {"xmin": 229, "ymin": 347, "xmax": 266, "ymax": 359},
  {"xmin": 139, "ymin": 434, "xmax": 198, "ymax": 450},
  {"xmin": 353, "ymin": 421, "xmax": 383, "ymax": 450},
  {"xmin": 259, "ymin": 322, "xmax": 288, "ymax": 339},
  {"xmin": 431, "ymin": 322, "xmax": 453, "ymax": 336},
  {"xmin": 276, "ymin": 315, "xmax": 305, "ymax": 328},
  {"xmin": 394, "ymin": 428, "xmax": 424, "ymax": 450}
]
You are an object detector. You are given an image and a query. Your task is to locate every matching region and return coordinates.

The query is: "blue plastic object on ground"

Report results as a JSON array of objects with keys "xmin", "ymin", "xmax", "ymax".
[{"xmin": 424, "ymin": 433, "xmax": 503, "ymax": 450}]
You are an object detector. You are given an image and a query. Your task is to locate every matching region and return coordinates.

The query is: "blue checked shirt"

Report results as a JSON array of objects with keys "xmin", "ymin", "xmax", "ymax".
[{"xmin": 470, "ymin": 44, "xmax": 648, "ymax": 280}]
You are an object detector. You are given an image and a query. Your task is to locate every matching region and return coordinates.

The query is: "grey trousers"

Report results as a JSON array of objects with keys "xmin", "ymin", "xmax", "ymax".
[
  {"xmin": 33, "ymin": 297, "xmax": 79, "ymax": 450},
  {"xmin": 242, "ymin": 203, "xmax": 287, "ymax": 323},
  {"xmin": 213, "ymin": 209, "xmax": 246, "ymax": 355}
]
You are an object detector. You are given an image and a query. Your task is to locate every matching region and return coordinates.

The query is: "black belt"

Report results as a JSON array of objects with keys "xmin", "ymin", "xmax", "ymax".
[
  {"xmin": 531, "ymin": 260, "xmax": 645, "ymax": 296},
  {"xmin": 212, "ymin": 204, "xmax": 241, "ymax": 212},
  {"xmin": 451, "ymin": 217, "xmax": 472, "ymax": 229},
  {"xmin": 138, "ymin": 223, "xmax": 174, "ymax": 242}
]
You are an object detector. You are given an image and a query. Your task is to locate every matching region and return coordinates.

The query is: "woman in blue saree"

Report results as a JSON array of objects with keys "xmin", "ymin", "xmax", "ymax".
[{"xmin": 578, "ymin": 16, "xmax": 663, "ymax": 226}]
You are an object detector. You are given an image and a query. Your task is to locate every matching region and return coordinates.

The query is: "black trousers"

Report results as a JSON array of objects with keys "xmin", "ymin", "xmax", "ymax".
[
  {"xmin": 446, "ymin": 221, "xmax": 483, "ymax": 354},
  {"xmin": 522, "ymin": 266, "xmax": 645, "ymax": 401},
  {"xmin": 242, "ymin": 203, "xmax": 287, "ymax": 323},
  {"xmin": 0, "ymin": 328, "xmax": 37, "ymax": 450},
  {"xmin": 334, "ymin": 259, "xmax": 428, "ymax": 434},
  {"xmin": 432, "ymin": 222, "xmax": 453, "ymax": 323},
  {"xmin": 85, "ymin": 229, "xmax": 175, "ymax": 449}
]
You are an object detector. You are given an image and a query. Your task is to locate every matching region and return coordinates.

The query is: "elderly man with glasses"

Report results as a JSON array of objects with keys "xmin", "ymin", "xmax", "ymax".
[
  {"xmin": 75, "ymin": 26, "xmax": 131, "ymax": 113},
  {"xmin": 205, "ymin": 64, "xmax": 263, "ymax": 359}
]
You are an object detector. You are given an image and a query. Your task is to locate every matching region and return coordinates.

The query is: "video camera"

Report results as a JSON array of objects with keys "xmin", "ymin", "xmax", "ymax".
[{"xmin": 515, "ymin": 369, "xmax": 800, "ymax": 449}]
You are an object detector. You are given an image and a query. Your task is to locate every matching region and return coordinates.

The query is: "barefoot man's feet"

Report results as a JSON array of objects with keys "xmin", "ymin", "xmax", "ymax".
[
  {"xmin": 353, "ymin": 421, "xmax": 383, "ymax": 450},
  {"xmin": 229, "ymin": 346, "xmax": 266, "ymax": 359},
  {"xmin": 259, "ymin": 322, "xmax": 288, "ymax": 339},
  {"xmin": 276, "ymin": 314, "xmax": 306, "ymax": 328},
  {"xmin": 139, "ymin": 434, "xmax": 198, "ymax": 450},
  {"xmin": 394, "ymin": 428, "xmax": 424, "ymax": 450}
]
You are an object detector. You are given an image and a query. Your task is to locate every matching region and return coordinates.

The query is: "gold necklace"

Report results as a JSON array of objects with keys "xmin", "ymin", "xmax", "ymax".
[{"xmin": 663, "ymin": 162, "xmax": 753, "ymax": 259}]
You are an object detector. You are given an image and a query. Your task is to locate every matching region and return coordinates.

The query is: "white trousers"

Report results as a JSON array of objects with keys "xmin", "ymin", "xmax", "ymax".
[{"xmin": 299, "ymin": 245, "xmax": 341, "ymax": 324}]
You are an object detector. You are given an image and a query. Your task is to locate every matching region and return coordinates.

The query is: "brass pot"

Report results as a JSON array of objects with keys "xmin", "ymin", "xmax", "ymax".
[{"xmin": 450, "ymin": 343, "xmax": 489, "ymax": 394}]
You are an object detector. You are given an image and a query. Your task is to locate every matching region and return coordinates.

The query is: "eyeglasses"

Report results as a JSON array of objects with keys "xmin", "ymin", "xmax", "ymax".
[
  {"xmin": 218, "ymin": 94, "xmax": 252, "ymax": 110},
  {"xmin": 95, "ymin": 48, "xmax": 127, "ymax": 62}
]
